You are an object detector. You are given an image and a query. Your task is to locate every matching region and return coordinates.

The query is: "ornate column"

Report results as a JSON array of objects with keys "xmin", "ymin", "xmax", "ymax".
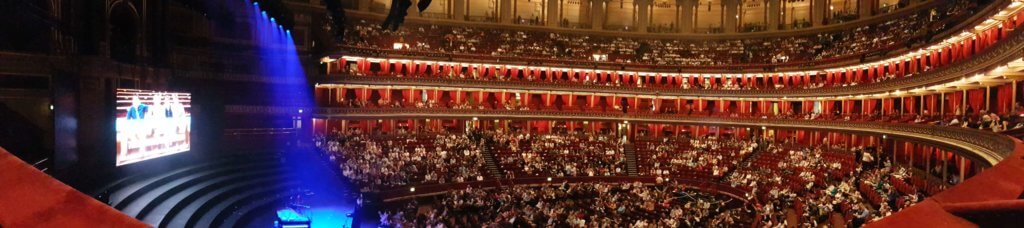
[
  {"xmin": 501, "ymin": 0, "xmax": 513, "ymax": 23},
  {"xmin": 547, "ymin": 0, "xmax": 560, "ymax": 27},
  {"xmin": 812, "ymin": 0, "xmax": 826, "ymax": 27},
  {"xmin": 679, "ymin": 0, "xmax": 694, "ymax": 33},
  {"xmin": 454, "ymin": 0, "xmax": 467, "ymax": 20},
  {"xmin": 592, "ymin": 0, "xmax": 606, "ymax": 30},
  {"xmin": 986, "ymin": 86, "xmax": 992, "ymax": 111},
  {"xmin": 859, "ymin": 0, "xmax": 874, "ymax": 18},
  {"xmin": 768, "ymin": 0, "xmax": 781, "ymax": 31},
  {"xmin": 580, "ymin": 0, "xmax": 592, "ymax": 27},
  {"xmin": 638, "ymin": 0, "xmax": 651, "ymax": 32},
  {"xmin": 724, "ymin": 0, "xmax": 739, "ymax": 33}
]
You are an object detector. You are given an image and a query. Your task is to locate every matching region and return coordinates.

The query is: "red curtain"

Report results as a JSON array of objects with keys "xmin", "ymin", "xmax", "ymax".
[
  {"xmin": 882, "ymin": 99, "xmax": 895, "ymax": 114},
  {"xmin": 997, "ymin": 85, "xmax": 1013, "ymax": 114},
  {"xmin": 968, "ymin": 89, "xmax": 985, "ymax": 112},
  {"xmin": 905, "ymin": 97, "xmax": 917, "ymax": 114},
  {"xmin": 865, "ymin": 99, "xmax": 877, "ymax": 114},
  {"xmin": 946, "ymin": 92, "xmax": 963, "ymax": 116},
  {"xmin": 926, "ymin": 95, "xmax": 938, "ymax": 114}
]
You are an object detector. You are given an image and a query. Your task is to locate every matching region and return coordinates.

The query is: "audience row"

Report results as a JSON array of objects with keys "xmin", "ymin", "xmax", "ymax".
[
  {"xmin": 342, "ymin": 0, "xmax": 978, "ymax": 67},
  {"xmin": 378, "ymin": 182, "xmax": 752, "ymax": 227}
]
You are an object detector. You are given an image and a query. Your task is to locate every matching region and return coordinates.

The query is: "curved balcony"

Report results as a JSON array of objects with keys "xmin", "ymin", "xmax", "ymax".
[
  {"xmin": 314, "ymin": 107, "xmax": 1015, "ymax": 165},
  {"xmin": 337, "ymin": 0, "xmax": 1012, "ymax": 71},
  {"xmin": 312, "ymin": 107, "xmax": 1024, "ymax": 225},
  {"xmin": 346, "ymin": 0, "xmax": 997, "ymax": 40},
  {"xmin": 323, "ymin": 21, "xmax": 1024, "ymax": 100}
]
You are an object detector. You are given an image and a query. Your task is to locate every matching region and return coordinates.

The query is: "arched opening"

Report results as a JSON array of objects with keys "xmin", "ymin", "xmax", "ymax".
[{"xmin": 109, "ymin": 2, "xmax": 140, "ymax": 63}]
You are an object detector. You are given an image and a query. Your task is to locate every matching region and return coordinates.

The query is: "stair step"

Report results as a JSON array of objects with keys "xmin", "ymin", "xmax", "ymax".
[
  {"xmin": 480, "ymin": 140, "xmax": 505, "ymax": 179},
  {"xmin": 623, "ymin": 143, "xmax": 639, "ymax": 176}
]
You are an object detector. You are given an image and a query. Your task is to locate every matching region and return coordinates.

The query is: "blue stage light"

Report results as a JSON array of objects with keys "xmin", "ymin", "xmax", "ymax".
[{"xmin": 248, "ymin": 0, "xmax": 309, "ymax": 118}]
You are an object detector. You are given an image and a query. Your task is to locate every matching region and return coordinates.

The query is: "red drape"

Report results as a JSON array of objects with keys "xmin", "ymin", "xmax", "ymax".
[{"xmin": 968, "ymin": 89, "xmax": 985, "ymax": 112}]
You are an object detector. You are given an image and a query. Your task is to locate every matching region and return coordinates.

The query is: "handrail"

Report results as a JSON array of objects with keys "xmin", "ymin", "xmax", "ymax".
[
  {"xmin": 336, "ymin": 0, "xmax": 1005, "ymax": 72},
  {"xmin": 314, "ymin": 107, "xmax": 1016, "ymax": 166},
  {"xmin": 343, "ymin": 0, "xmax": 996, "ymax": 41},
  {"xmin": 323, "ymin": 22, "xmax": 1024, "ymax": 99}
]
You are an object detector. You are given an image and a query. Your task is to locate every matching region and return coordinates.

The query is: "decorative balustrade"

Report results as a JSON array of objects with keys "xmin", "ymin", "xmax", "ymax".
[
  {"xmin": 315, "ymin": 107, "xmax": 1016, "ymax": 165},
  {"xmin": 324, "ymin": 22, "xmax": 1024, "ymax": 99},
  {"xmin": 337, "ymin": 0, "xmax": 1004, "ymax": 72}
]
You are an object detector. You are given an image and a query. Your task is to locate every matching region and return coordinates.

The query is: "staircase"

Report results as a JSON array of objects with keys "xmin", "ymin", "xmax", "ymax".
[
  {"xmin": 719, "ymin": 142, "xmax": 765, "ymax": 182},
  {"xmin": 480, "ymin": 142, "xmax": 505, "ymax": 179},
  {"xmin": 623, "ymin": 143, "xmax": 639, "ymax": 176}
]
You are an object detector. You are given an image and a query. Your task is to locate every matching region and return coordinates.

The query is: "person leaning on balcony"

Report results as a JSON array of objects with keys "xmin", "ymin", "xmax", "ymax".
[{"xmin": 947, "ymin": 117, "xmax": 961, "ymax": 126}]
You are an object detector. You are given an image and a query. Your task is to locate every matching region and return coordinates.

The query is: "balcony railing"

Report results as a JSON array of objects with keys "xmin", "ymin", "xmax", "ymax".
[
  {"xmin": 314, "ymin": 107, "xmax": 1016, "ymax": 165},
  {"xmin": 328, "ymin": 22, "xmax": 1024, "ymax": 100}
]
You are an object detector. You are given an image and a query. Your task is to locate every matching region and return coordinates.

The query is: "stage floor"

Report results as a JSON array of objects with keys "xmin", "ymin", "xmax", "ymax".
[{"xmin": 242, "ymin": 193, "xmax": 356, "ymax": 228}]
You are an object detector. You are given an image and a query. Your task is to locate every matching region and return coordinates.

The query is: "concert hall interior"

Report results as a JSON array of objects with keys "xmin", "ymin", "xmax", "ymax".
[{"xmin": 4, "ymin": 0, "xmax": 1024, "ymax": 227}]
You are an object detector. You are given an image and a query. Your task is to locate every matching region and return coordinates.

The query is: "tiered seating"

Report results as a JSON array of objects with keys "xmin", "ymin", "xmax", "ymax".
[
  {"xmin": 190, "ymin": 186, "xmax": 307, "ymax": 228},
  {"xmin": 635, "ymin": 137, "xmax": 754, "ymax": 183},
  {"xmin": 378, "ymin": 182, "xmax": 753, "ymax": 227},
  {"xmin": 119, "ymin": 162, "xmax": 285, "ymax": 222},
  {"xmin": 908, "ymin": 174, "xmax": 945, "ymax": 195},
  {"xmin": 491, "ymin": 133, "xmax": 626, "ymax": 177},
  {"xmin": 343, "ymin": 0, "xmax": 979, "ymax": 67},
  {"xmin": 861, "ymin": 182, "xmax": 886, "ymax": 206},
  {"xmin": 858, "ymin": 166, "xmax": 932, "ymax": 213},
  {"xmin": 90, "ymin": 154, "xmax": 309, "ymax": 228},
  {"xmin": 319, "ymin": 133, "xmax": 489, "ymax": 190},
  {"xmin": 725, "ymin": 144, "xmax": 864, "ymax": 225},
  {"xmin": 310, "ymin": 124, "xmax": 996, "ymax": 226},
  {"xmin": 891, "ymin": 176, "xmax": 919, "ymax": 195}
]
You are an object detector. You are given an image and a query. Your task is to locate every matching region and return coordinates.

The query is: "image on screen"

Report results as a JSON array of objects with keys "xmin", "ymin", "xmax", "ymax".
[{"xmin": 115, "ymin": 89, "xmax": 192, "ymax": 166}]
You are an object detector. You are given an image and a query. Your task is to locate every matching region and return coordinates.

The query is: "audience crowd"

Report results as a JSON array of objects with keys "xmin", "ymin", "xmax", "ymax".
[
  {"xmin": 313, "ymin": 87, "xmax": 1020, "ymax": 226},
  {"xmin": 330, "ymin": 94, "xmax": 1024, "ymax": 135},
  {"xmin": 726, "ymin": 142, "xmax": 864, "ymax": 227},
  {"xmin": 341, "ymin": 62, "xmax": 934, "ymax": 91},
  {"xmin": 378, "ymin": 182, "xmax": 753, "ymax": 227},
  {"xmin": 315, "ymin": 130, "xmax": 488, "ymax": 191},
  {"xmin": 314, "ymin": 127, "xmax": 962, "ymax": 227},
  {"xmin": 486, "ymin": 131, "xmax": 628, "ymax": 178},
  {"xmin": 343, "ymin": 0, "xmax": 977, "ymax": 67},
  {"xmin": 316, "ymin": 0, "xmax": 1005, "ymax": 225},
  {"xmin": 638, "ymin": 136, "xmax": 758, "ymax": 182}
]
